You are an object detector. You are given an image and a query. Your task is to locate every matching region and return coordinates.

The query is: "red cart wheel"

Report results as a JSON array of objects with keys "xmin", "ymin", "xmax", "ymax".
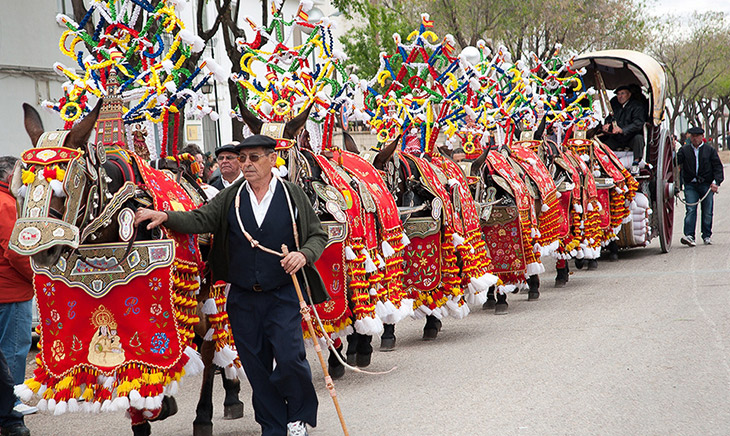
[{"xmin": 656, "ymin": 131, "xmax": 675, "ymax": 253}]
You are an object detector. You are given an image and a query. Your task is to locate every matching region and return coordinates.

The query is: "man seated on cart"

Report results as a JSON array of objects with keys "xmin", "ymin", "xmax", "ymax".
[{"xmin": 600, "ymin": 85, "xmax": 647, "ymax": 174}]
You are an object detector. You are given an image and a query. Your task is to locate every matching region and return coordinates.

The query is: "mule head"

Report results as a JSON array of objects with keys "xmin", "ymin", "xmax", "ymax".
[{"xmin": 10, "ymin": 101, "xmax": 102, "ymax": 268}]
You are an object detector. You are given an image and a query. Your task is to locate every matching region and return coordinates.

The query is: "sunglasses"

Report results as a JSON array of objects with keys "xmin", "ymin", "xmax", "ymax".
[
  {"xmin": 237, "ymin": 152, "xmax": 271, "ymax": 163},
  {"xmin": 217, "ymin": 155, "xmax": 238, "ymax": 162}
]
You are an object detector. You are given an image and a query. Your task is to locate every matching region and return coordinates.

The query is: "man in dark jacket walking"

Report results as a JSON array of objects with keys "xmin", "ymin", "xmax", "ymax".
[
  {"xmin": 676, "ymin": 126, "xmax": 725, "ymax": 246},
  {"xmin": 135, "ymin": 135, "xmax": 328, "ymax": 436},
  {"xmin": 601, "ymin": 85, "xmax": 647, "ymax": 173}
]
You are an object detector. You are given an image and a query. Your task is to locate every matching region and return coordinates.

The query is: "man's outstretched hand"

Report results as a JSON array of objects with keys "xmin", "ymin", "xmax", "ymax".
[{"xmin": 134, "ymin": 208, "xmax": 168, "ymax": 230}]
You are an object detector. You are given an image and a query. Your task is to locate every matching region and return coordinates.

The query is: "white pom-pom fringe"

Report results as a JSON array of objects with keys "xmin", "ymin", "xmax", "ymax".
[
  {"xmin": 201, "ymin": 298, "xmax": 217, "ymax": 315},
  {"xmin": 345, "ymin": 246, "xmax": 357, "ymax": 260},
  {"xmin": 184, "ymin": 346, "xmax": 205, "ymax": 376},
  {"xmin": 213, "ymin": 345, "xmax": 238, "ymax": 368},
  {"xmin": 381, "ymin": 240, "xmax": 396, "ymax": 257}
]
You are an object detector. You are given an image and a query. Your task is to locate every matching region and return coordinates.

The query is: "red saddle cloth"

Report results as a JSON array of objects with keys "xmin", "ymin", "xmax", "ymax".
[{"xmin": 21, "ymin": 156, "xmax": 204, "ymax": 415}]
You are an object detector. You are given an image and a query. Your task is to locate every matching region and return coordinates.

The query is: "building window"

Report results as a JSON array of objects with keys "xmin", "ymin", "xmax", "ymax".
[{"xmin": 57, "ymin": 0, "xmax": 74, "ymax": 15}]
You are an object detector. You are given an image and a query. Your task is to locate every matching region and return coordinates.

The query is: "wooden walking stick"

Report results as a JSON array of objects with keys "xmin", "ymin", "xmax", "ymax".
[{"xmin": 282, "ymin": 245, "xmax": 350, "ymax": 436}]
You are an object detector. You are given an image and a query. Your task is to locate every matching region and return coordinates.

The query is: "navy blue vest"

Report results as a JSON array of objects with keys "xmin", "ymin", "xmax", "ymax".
[{"xmin": 227, "ymin": 181, "xmax": 297, "ymax": 291}]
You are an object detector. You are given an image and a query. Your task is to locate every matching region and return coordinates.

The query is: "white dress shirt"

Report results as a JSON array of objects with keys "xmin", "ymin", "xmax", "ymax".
[
  {"xmin": 245, "ymin": 176, "xmax": 279, "ymax": 227},
  {"xmin": 692, "ymin": 143, "xmax": 702, "ymax": 182},
  {"xmin": 222, "ymin": 171, "xmax": 244, "ymax": 188}
]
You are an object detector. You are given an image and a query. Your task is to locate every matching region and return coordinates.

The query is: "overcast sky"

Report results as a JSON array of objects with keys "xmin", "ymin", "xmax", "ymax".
[{"xmin": 649, "ymin": 0, "xmax": 730, "ymax": 16}]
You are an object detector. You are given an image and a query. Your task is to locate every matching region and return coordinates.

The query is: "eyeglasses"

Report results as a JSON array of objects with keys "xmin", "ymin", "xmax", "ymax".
[
  {"xmin": 237, "ymin": 152, "xmax": 270, "ymax": 163},
  {"xmin": 217, "ymin": 155, "xmax": 238, "ymax": 162}
]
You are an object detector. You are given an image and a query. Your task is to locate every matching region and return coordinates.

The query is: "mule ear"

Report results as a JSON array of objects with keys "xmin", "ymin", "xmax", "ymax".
[
  {"xmin": 237, "ymin": 95, "xmax": 263, "ymax": 135},
  {"xmin": 342, "ymin": 131, "xmax": 359, "ymax": 153},
  {"xmin": 372, "ymin": 134, "xmax": 401, "ymax": 170},
  {"xmin": 66, "ymin": 99, "xmax": 102, "ymax": 149},
  {"xmin": 470, "ymin": 150, "xmax": 489, "ymax": 177},
  {"xmin": 534, "ymin": 116, "xmax": 547, "ymax": 139},
  {"xmin": 283, "ymin": 104, "xmax": 313, "ymax": 139},
  {"xmin": 23, "ymin": 103, "xmax": 45, "ymax": 147}
]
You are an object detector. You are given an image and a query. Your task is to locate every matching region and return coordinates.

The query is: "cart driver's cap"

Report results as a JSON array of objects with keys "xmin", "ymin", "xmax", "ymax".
[
  {"xmin": 688, "ymin": 127, "xmax": 704, "ymax": 135},
  {"xmin": 235, "ymin": 135, "xmax": 277, "ymax": 151}
]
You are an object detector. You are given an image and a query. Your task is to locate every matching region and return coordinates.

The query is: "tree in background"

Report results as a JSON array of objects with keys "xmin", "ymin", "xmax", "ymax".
[
  {"xmin": 335, "ymin": 0, "xmax": 649, "ymax": 78},
  {"xmin": 651, "ymin": 11, "xmax": 730, "ymax": 142},
  {"xmin": 337, "ymin": 0, "xmax": 419, "ymax": 81}
]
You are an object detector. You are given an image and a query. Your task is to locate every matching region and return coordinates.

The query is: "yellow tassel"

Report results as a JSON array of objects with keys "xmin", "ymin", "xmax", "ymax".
[
  {"xmin": 82, "ymin": 387, "xmax": 94, "ymax": 401},
  {"xmin": 25, "ymin": 379, "xmax": 41, "ymax": 393},
  {"xmin": 21, "ymin": 169, "xmax": 35, "ymax": 185}
]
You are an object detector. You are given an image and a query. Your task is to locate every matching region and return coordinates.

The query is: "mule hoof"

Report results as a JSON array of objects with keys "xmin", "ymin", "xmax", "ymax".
[
  {"xmin": 329, "ymin": 362, "xmax": 346, "ymax": 379},
  {"xmin": 223, "ymin": 402, "xmax": 244, "ymax": 420},
  {"xmin": 587, "ymin": 260, "xmax": 598, "ymax": 270},
  {"xmin": 495, "ymin": 303, "xmax": 508, "ymax": 315},
  {"xmin": 482, "ymin": 300, "xmax": 496, "ymax": 310},
  {"xmin": 554, "ymin": 279, "xmax": 566, "ymax": 288},
  {"xmin": 528, "ymin": 291, "xmax": 540, "ymax": 301},
  {"xmin": 574, "ymin": 258, "xmax": 585, "ymax": 270},
  {"xmin": 346, "ymin": 352, "xmax": 357, "ymax": 366},
  {"xmin": 423, "ymin": 328, "xmax": 439, "ymax": 340},
  {"xmin": 356, "ymin": 352, "xmax": 372, "ymax": 368},
  {"xmin": 380, "ymin": 337, "xmax": 396, "ymax": 352},
  {"xmin": 193, "ymin": 423, "xmax": 213, "ymax": 436},
  {"xmin": 150, "ymin": 396, "xmax": 178, "ymax": 422},
  {"xmin": 132, "ymin": 422, "xmax": 152, "ymax": 436}
]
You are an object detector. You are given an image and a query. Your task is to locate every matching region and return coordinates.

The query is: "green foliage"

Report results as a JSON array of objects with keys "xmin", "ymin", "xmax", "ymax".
[{"xmin": 338, "ymin": 1, "xmax": 418, "ymax": 81}]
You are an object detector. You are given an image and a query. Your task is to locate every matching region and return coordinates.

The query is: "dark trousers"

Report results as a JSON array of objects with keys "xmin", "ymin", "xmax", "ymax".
[
  {"xmin": 603, "ymin": 134, "xmax": 645, "ymax": 162},
  {"xmin": 0, "ymin": 348, "xmax": 24, "ymax": 429},
  {"xmin": 683, "ymin": 182, "xmax": 714, "ymax": 239},
  {"xmin": 227, "ymin": 283, "xmax": 318, "ymax": 436}
]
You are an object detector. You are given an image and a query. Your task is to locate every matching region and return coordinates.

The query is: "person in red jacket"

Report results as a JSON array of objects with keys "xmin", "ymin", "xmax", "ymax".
[{"xmin": 0, "ymin": 156, "xmax": 36, "ymax": 429}]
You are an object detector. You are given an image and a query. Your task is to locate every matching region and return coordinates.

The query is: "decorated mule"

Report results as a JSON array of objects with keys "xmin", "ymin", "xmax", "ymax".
[
  {"xmin": 355, "ymin": 17, "xmax": 498, "ymax": 344},
  {"xmin": 9, "ymin": 102, "xmax": 231, "ymax": 436}
]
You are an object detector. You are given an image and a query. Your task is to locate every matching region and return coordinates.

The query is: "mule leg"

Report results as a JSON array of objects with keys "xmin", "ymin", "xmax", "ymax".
[
  {"xmin": 606, "ymin": 241, "xmax": 619, "ymax": 261},
  {"xmin": 345, "ymin": 332, "xmax": 358, "ymax": 366},
  {"xmin": 555, "ymin": 259, "xmax": 568, "ymax": 288},
  {"xmin": 574, "ymin": 257, "xmax": 585, "ymax": 270},
  {"xmin": 380, "ymin": 323, "xmax": 396, "ymax": 352},
  {"xmin": 423, "ymin": 315, "xmax": 442, "ymax": 340},
  {"xmin": 221, "ymin": 373, "xmax": 244, "ymax": 420},
  {"xmin": 495, "ymin": 290, "xmax": 508, "ymax": 315},
  {"xmin": 482, "ymin": 286, "xmax": 496, "ymax": 310},
  {"xmin": 193, "ymin": 340, "xmax": 216, "ymax": 436},
  {"xmin": 587, "ymin": 258, "xmax": 598, "ymax": 270},
  {"xmin": 527, "ymin": 274, "xmax": 540, "ymax": 301},
  {"xmin": 132, "ymin": 422, "xmax": 151, "ymax": 436},
  {"xmin": 355, "ymin": 334, "xmax": 373, "ymax": 367},
  {"xmin": 327, "ymin": 338, "xmax": 345, "ymax": 380}
]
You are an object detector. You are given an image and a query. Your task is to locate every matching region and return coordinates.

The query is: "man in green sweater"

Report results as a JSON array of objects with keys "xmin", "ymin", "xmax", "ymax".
[{"xmin": 135, "ymin": 135, "xmax": 328, "ymax": 436}]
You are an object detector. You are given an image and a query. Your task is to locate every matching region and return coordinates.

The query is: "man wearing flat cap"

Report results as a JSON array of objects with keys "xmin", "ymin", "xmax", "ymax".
[
  {"xmin": 209, "ymin": 142, "xmax": 244, "ymax": 191},
  {"xmin": 676, "ymin": 126, "xmax": 724, "ymax": 246},
  {"xmin": 134, "ymin": 134, "xmax": 328, "ymax": 436},
  {"xmin": 601, "ymin": 85, "xmax": 648, "ymax": 174}
]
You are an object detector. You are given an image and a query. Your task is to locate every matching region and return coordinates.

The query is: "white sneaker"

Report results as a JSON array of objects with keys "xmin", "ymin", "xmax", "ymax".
[
  {"xmin": 14, "ymin": 403, "xmax": 38, "ymax": 415},
  {"xmin": 680, "ymin": 235, "xmax": 696, "ymax": 247},
  {"xmin": 287, "ymin": 421, "xmax": 309, "ymax": 436},
  {"xmin": 703, "ymin": 237, "xmax": 712, "ymax": 245}
]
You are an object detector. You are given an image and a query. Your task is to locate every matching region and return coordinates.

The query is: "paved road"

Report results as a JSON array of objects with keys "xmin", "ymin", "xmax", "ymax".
[{"xmin": 23, "ymin": 190, "xmax": 730, "ymax": 436}]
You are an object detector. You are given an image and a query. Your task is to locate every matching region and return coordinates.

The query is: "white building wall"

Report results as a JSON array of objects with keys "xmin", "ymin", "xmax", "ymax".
[
  {"xmin": 0, "ymin": 0, "xmax": 71, "ymax": 157},
  {"xmin": 0, "ymin": 0, "xmax": 352, "ymax": 158}
]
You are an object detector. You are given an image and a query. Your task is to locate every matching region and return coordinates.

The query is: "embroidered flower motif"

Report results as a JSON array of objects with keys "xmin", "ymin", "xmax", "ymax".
[
  {"xmin": 50, "ymin": 309, "xmax": 60, "ymax": 323},
  {"xmin": 149, "ymin": 277, "xmax": 162, "ymax": 292},
  {"xmin": 150, "ymin": 332, "xmax": 169, "ymax": 354},
  {"xmin": 150, "ymin": 303, "xmax": 163, "ymax": 316},
  {"xmin": 51, "ymin": 340, "xmax": 65, "ymax": 362},
  {"xmin": 42, "ymin": 283, "xmax": 56, "ymax": 296}
]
